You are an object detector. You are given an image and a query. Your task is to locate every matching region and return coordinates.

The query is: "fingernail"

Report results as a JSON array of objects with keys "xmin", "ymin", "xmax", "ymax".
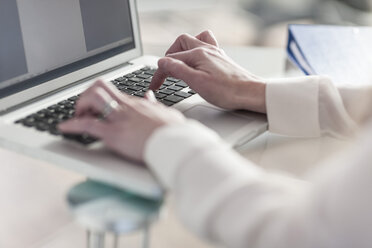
[{"xmin": 145, "ymin": 90, "xmax": 157, "ymax": 103}]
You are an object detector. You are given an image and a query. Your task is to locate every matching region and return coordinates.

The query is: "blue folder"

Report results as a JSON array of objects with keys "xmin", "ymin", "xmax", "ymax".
[{"xmin": 287, "ymin": 24, "xmax": 372, "ymax": 85}]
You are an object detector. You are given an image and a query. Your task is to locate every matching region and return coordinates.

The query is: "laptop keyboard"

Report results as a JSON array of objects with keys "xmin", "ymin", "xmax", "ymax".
[{"xmin": 15, "ymin": 66, "xmax": 196, "ymax": 145}]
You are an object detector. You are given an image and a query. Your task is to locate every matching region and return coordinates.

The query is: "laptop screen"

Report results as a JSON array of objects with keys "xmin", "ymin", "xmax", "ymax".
[{"xmin": 0, "ymin": 0, "xmax": 135, "ymax": 99}]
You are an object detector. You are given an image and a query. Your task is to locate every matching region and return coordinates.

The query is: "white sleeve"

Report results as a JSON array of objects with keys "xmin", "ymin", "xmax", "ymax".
[
  {"xmin": 266, "ymin": 76, "xmax": 372, "ymax": 138},
  {"xmin": 145, "ymin": 121, "xmax": 372, "ymax": 248}
]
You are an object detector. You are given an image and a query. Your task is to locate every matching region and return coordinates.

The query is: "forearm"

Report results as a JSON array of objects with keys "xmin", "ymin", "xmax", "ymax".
[
  {"xmin": 145, "ymin": 121, "xmax": 372, "ymax": 248},
  {"xmin": 145, "ymin": 121, "xmax": 311, "ymax": 247}
]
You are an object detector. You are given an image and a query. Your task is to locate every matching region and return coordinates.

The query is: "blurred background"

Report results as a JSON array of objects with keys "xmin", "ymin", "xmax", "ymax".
[{"xmin": 137, "ymin": 0, "xmax": 372, "ymax": 55}]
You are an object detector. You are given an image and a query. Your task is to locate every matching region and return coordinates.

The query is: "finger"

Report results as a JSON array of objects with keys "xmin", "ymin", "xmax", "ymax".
[
  {"xmin": 166, "ymin": 33, "xmax": 207, "ymax": 55},
  {"xmin": 92, "ymin": 80, "xmax": 139, "ymax": 108},
  {"xmin": 77, "ymin": 80, "xmax": 119, "ymax": 116},
  {"xmin": 58, "ymin": 117, "xmax": 108, "ymax": 139},
  {"xmin": 75, "ymin": 87, "xmax": 115, "ymax": 117},
  {"xmin": 144, "ymin": 90, "xmax": 157, "ymax": 103},
  {"xmin": 195, "ymin": 30, "xmax": 219, "ymax": 47},
  {"xmin": 166, "ymin": 48, "xmax": 205, "ymax": 66},
  {"xmin": 150, "ymin": 57, "xmax": 204, "ymax": 90},
  {"xmin": 149, "ymin": 66, "xmax": 167, "ymax": 91},
  {"xmin": 88, "ymin": 79, "xmax": 124, "ymax": 103},
  {"xmin": 77, "ymin": 79, "xmax": 137, "ymax": 117}
]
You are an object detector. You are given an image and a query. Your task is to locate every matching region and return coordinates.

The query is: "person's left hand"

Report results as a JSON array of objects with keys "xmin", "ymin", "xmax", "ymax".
[{"xmin": 58, "ymin": 80, "xmax": 185, "ymax": 162}]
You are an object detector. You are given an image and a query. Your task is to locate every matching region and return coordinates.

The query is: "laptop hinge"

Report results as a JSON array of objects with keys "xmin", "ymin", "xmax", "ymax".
[{"xmin": 0, "ymin": 61, "xmax": 133, "ymax": 115}]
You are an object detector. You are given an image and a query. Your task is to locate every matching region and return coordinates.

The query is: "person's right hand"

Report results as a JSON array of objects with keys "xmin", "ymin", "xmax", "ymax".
[{"xmin": 150, "ymin": 30, "xmax": 267, "ymax": 113}]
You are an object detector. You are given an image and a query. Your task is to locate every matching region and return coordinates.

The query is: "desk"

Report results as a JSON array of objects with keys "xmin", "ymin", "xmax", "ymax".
[{"xmin": 0, "ymin": 47, "xmax": 351, "ymax": 248}]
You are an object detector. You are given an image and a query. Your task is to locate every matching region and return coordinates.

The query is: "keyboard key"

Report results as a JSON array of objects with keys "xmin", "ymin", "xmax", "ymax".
[
  {"xmin": 45, "ymin": 109, "xmax": 56, "ymax": 115},
  {"xmin": 66, "ymin": 109, "xmax": 75, "ymax": 117},
  {"xmin": 124, "ymin": 73, "xmax": 135, "ymax": 78},
  {"xmin": 136, "ymin": 82, "xmax": 150, "ymax": 88},
  {"xmin": 77, "ymin": 136, "xmax": 98, "ymax": 145},
  {"xmin": 22, "ymin": 118, "xmax": 36, "ymax": 127},
  {"xmin": 164, "ymin": 95, "xmax": 184, "ymax": 103},
  {"xmin": 175, "ymin": 91, "xmax": 192, "ymax": 98},
  {"xmin": 37, "ymin": 109, "xmax": 48, "ymax": 114},
  {"xmin": 154, "ymin": 92, "xmax": 166, "ymax": 99},
  {"xmin": 167, "ymin": 85, "xmax": 183, "ymax": 91},
  {"xmin": 47, "ymin": 104, "xmax": 59, "ymax": 110},
  {"xmin": 158, "ymin": 89, "xmax": 175, "ymax": 95},
  {"xmin": 144, "ymin": 78, "xmax": 153, "ymax": 84},
  {"xmin": 26, "ymin": 113, "xmax": 38, "ymax": 119},
  {"xmin": 63, "ymin": 134, "xmax": 77, "ymax": 140},
  {"xmin": 63, "ymin": 133, "xmax": 98, "ymax": 145},
  {"xmin": 59, "ymin": 113, "xmax": 70, "ymax": 121},
  {"xmin": 112, "ymin": 81, "xmax": 120, "ymax": 86},
  {"xmin": 119, "ymin": 81, "xmax": 135, "ymax": 86},
  {"xmin": 128, "ymin": 77, "xmax": 142, "ymax": 83},
  {"xmin": 15, "ymin": 118, "xmax": 23, "ymax": 124},
  {"xmin": 121, "ymin": 88, "xmax": 136, "ymax": 95},
  {"xmin": 133, "ymin": 70, "xmax": 143, "ymax": 75},
  {"xmin": 136, "ymin": 74, "xmax": 151, "ymax": 79},
  {"xmin": 68, "ymin": 99, "xmax": 76, "ymax": 105},
  {"xmin": 49, "ymin": 127, "xmax": 61, "ymax": 136},
  {"xmin": 144, "ymin": 69, "xmax": 157, "ymax": 75},
  {"xmin": 115, "ymin": 77, "xmax": 127, "ymax": 82},
  {"xmin": 68, "ymin": 96, "xmax": 79, "ymax": 101},
  {"xmin": 188, "ymin": 89, "xmax": 196, "ymax": 95},
  {"xmin": 58, "ymin": 100, "xmax": 70, "ymax": 105},
  {"xmin": 55, "ymin": 106, "xmax": 67, "ymax": 113},
  {"xmin": 134, "ymin": 91, "xmax": 146, "ymax": 98},
  {"xmin": 127, "ymin": 85, "xmax": 143, "ymax": 91},
  {"xmin": 163, "ymin": 80, "xmax": 174, "ymax": 86},
  {"xmin": 159, "ymin": 99, "xmax": 174, "ymax": 106},
  {"xmin": 141, "ymin": 87, "xmax": 150, "ymax": 92},
  {"xmin": 63, "ymin": 103, "xmax": 74, "ymax": 109},
  {"xmin": 33, "ymin": 114, "xmax": 46, "ymax": 121},
  {"xmin": 167, "ymin": 77, "xmax": 180, "ymax": 83},
  {"xmin": 175, "ymin": 81, "xmax": 188, "ymax": 87},
  {"xmin": 37, "ymin": 111, "xmax": 48, "ymax": 117},
  {"xmin": 36, "ymin": 122, "xmax": 49, "ymax": 131},
  {"xmin": 45, "ymin": 118, "xmax": 59, "ymax": 125},
  {"xmin": 117, "ymin": 85, "xmax": 127, "ymax": 91}
]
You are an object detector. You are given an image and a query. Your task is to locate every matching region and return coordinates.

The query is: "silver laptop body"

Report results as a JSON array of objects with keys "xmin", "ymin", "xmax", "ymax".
[{"xmin": 0, "ymin": 0, "xmax": 267, "ymax": 199}]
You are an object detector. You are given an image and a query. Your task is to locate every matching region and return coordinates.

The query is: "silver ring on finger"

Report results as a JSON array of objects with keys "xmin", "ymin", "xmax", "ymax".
[{"xmin": 100, "ymin": 99, "xmax": 119, "ymax": 120}]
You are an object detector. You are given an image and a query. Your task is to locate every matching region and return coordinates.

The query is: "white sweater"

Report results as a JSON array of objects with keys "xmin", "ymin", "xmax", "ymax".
[{"xmin": 144, "ymin": 76, "xmax": 372, "ymax": 248}]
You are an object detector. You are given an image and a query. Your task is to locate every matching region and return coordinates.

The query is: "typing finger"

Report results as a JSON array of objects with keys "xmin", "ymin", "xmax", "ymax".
[
  {"xmin": 165, "ymin": 33, "xmax": 207, "ymax": 55},
  {"xmin": 144, "ymin": 90, "xmax": 157, "ymax": 103},
  {"xmin": 75, "ymin": 87, "xmax": 113, "ymax": 117},
  {"xmin": 195, "ymin": 30, "xmax": 219, "ymax": 47},
  {"xmin": 150, "ymin": 56, "xmax": 205, "ymax": 91},
  {"xmin": 89, "ymin": 80, "xmax": 125, "ymax": 104},
  {"xmin": 58, "ymin": 117, "xmax": 108, "ymax": 138}
]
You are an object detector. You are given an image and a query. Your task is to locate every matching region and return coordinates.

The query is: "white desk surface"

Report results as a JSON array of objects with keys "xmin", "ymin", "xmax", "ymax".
[{"xmin": 0, "ymin": 47, "xmax": 351, "ymax": 248}]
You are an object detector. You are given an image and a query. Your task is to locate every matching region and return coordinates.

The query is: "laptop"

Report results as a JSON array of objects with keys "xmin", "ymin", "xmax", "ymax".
[{"xmin": 0, "ymin": 0, "xmax": 267, "ymax": 199}]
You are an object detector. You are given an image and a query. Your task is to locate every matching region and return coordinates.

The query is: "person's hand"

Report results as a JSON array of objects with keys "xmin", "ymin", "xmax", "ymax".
[
  {"xmin": 150, "ymin": 30, "xmax": 267, "ymax": 113},
  {"xmin": 58, "ymin": 80, "xmax": 185, "ymax": 162}
]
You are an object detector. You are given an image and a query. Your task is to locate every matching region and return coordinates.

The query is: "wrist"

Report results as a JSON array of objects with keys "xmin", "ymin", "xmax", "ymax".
[{"xmin": 234, "ymin": 78, "xmax": 267, "ymax": 113}]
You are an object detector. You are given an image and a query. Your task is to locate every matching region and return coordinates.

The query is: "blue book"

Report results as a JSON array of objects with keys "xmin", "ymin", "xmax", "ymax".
[{"xmin": 287, "ymin": 24, "xmax": 372, "ymax": 85}]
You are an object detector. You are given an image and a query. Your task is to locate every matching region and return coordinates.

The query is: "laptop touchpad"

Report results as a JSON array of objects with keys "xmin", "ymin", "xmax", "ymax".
[{"xmin": 183, "ymin": 105, "xmax": 253, "ymax": 138}]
